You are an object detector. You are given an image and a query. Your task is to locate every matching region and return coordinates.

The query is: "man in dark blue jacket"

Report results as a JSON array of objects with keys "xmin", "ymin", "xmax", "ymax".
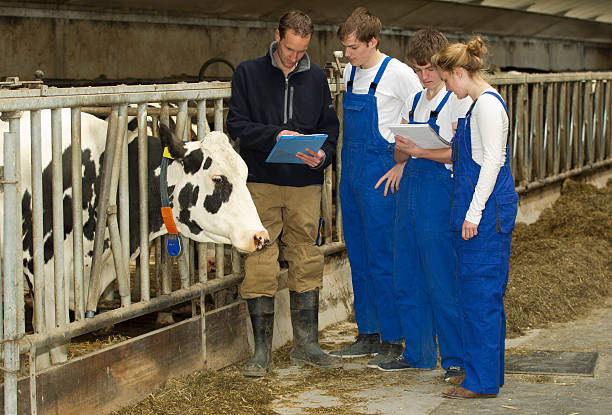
[{"xmin": 227, "ymin": 10, "xmax": 340, "ymax": 378}]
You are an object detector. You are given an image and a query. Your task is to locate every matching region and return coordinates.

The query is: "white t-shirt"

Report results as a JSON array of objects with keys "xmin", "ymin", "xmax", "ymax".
[
  {"xmin": 343, "ymin": 55, "xmax": 421, "ymax": 143},
  {"xmin": 400, "ymin": 86, "xmax": 472, "ymax": 169},
  {"xmin": 465, "ymin": 87, "xmax": 509, "ymax": 225}
]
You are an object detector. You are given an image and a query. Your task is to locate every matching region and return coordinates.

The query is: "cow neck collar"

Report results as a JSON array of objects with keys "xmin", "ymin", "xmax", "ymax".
[{"xmin": 160, "ymin": 147, "xmax": 182, "ymax": 257}]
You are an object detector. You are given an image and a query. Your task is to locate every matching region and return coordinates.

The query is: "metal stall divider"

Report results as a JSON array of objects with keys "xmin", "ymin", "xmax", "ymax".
[{"xmin": 2, "ymin": 125, "xmax": 19, "ymax": 415}]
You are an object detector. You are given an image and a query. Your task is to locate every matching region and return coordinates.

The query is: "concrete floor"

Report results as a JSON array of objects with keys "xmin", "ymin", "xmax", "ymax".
[{"xmin": 271, "ymin": 298, "xmax": 612, "ymax": 415}]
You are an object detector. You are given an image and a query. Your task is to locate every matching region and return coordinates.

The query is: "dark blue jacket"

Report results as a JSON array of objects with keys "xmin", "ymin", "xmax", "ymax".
[{"xmin": 227, "ymin": 43, "xmax": 339, "ymax": 187}]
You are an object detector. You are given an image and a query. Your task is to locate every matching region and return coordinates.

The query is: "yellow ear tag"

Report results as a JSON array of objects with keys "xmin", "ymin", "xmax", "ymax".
[{"xmin": 163, "ymin": 147, "xmax": 174, "ymax": 159}]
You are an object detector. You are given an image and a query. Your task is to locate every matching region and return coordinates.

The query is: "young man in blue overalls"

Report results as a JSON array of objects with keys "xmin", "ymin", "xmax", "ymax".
[
  {"xmin": 330, "ymin": 7, "xmax": 421, "ymax": 368},
  {"xmin": 374, "ymin": 29, "xmax": 470, "ymax": 383}
]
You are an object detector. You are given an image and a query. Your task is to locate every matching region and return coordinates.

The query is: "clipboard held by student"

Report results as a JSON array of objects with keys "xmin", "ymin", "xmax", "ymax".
[{"xmin": 388, "ymin": 124, "xmax": 450, "ymax": 149}]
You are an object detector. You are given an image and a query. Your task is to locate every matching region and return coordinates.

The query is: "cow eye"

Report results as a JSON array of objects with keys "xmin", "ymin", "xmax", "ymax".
[{"xmin": 212, "ymin": 175, "xmax": 222, "ymax": 183}]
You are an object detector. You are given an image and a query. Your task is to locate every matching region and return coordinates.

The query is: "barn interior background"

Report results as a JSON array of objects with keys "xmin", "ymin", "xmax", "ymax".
[
  {"xmin": 0, "ymin": 0, "xmax": 611, "ymax": 84},
  {"xmin": 0, "ymin": 1, "xmax": 610, "ymax": 414}
]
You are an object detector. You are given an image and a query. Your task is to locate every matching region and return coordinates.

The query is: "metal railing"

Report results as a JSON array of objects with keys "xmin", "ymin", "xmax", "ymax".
[
  {"xmin": 0, "ymin": 81, "xmax": 242, "ymax": 415},
  {"xmin": 492, "ymin": 72, "xmax": 612, "ymax": 193}
]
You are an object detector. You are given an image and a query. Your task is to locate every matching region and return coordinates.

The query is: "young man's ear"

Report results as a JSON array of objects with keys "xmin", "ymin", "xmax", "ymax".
[{"xmin": 368, "ymin": 37, "xmax": 378, "ymax": 49}]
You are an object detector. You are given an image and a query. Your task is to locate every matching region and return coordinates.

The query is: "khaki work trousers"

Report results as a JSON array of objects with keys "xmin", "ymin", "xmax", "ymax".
[{"xmin": 240, "ymin": 182, "xmax": 324, "ymax": 299}]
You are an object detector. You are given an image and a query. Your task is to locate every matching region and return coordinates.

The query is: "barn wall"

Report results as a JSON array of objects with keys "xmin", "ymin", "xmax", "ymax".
[{"xmin": 1, "ymin": 14, "xmax": 611, "ymax": 84}]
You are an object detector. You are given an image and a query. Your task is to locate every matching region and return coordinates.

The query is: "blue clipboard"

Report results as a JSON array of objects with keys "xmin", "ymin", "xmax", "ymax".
[{"xmin": 265, "ymin": 134, "xmax": 328, "ymax": 164}]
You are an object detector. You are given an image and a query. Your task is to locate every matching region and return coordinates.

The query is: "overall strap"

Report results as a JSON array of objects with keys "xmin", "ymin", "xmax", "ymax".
[
  {"xmin": 408, "ymin": 91, "xmax": 423, "ymax": 123},
  {"xmin": 369, "ymin": 56, "xmax": 393, "ymax": 95},
  {"xmin": 431, "ymin": 90, "xmax": 452, "ymax": 119},
  {"xmin": 427, "ymin": 91, "xmax": 452, "ymax": 135},
  {"xmin": 482, "ymin": 91, "xmax": 508, "ymax": 113},
  {"xmin": 347, "ymin": 65, "xmax": 357, "ymax": 93},
  {"xmin": 482, "ymin": 91, "xmax": 512, "ymax": 165},
  {"xmin": 454, "ymin": 100, "xmax": 476, "ymax": 165},
  {"xmin": 465, "ymin": 99, "xmax": 477, "ymax": 119}
]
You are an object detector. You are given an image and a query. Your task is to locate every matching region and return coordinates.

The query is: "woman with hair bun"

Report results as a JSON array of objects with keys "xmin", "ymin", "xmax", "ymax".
[{"xmin": 431, "ymin": 36, "xmax": 519, "ymax": 399}]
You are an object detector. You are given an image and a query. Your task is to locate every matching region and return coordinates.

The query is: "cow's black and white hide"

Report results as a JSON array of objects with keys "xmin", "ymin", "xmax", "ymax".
[{"xmin": 0, "ymin": 109, "xmax": 268, "ymax": 315}]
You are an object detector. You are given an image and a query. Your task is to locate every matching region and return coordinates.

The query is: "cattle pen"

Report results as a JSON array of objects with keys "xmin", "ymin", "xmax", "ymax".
[{"xmin": 0, "ymin": 68, "xmax": 610, "ymax": 414}]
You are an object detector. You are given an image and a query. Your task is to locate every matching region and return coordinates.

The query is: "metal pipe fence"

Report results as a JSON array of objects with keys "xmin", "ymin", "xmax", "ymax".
[
  {"xmin": 0, "ymin": 81, "xmax": 262, "ymax": 415},
  {"xmin": 491, "ymin": 72, "xmax": 612, "ymax": 193}
]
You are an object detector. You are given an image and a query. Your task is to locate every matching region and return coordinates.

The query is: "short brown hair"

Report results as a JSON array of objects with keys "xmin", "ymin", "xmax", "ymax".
[
  {"xmin": 407, "ymin": 29, "xmax": 448, "ymax": 66},
  {"xmin": 432, "ymin": 36, "xmax": 488, "ymax": 76},
  {"xmin": 278, "ymin": 10, "xmax": 314, "ymax": 39},
  {"xmin": 337, "ymin": 7, "xmax": 382, "ymax": 47}
]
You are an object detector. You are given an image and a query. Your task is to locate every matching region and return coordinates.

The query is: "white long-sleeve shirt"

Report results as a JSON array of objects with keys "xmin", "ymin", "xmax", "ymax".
[
  {"xmin": 343, "ymin": 55, "xmax": 421, "ymax": 143},
  {"xmin": 465, "ymin": 88, "xmax": 509, "ymax": 225}
]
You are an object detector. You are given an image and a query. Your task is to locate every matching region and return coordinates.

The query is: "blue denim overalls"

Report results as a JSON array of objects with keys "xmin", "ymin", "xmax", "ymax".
[
  {"xmin": 393, "ymin": 89, "xmax": 463, "ymax": 369},
  {"xmin": 451, "ymin": 91, "xmax": 518, "ymax": 394},
  {"xmin": 407, "ymin": 90, "xmax": 452, "ymax": 133},
  {"xmin": 339, "ymin": 57, "xmax": 402, "ymax": 341}
]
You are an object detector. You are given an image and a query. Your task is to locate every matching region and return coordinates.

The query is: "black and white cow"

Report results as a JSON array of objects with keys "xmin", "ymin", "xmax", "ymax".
[{"xmin": 0, "ymin": 108, "xmax": 268, "ymax": 315}]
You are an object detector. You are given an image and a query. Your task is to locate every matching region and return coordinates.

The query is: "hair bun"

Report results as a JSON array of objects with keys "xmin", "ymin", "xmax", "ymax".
[{"xmin": 466, "ymin": 36, "xmax": 487, "ymax": 58}]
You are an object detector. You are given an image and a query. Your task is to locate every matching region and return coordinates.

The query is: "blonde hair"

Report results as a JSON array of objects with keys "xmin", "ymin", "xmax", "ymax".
[{"xmin": 432, "ymin": 36, "xmax": 487, "ymax": 76}]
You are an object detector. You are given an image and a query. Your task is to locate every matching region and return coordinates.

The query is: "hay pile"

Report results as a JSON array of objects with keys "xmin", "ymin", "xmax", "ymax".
[
  {"xmin": 505, "ymin": 179, "xmax": 612, "ymax": 337},
  {"xmin": 114, "ymin": 369, "xmax": 278, "ymax": 415},
  {"xmin": 68, "ymin": 333, "xmax": 130, "ymax": 360},
  {"xmin": 113, "ymin": 340, "xmax": 425, "ymax": 415}
]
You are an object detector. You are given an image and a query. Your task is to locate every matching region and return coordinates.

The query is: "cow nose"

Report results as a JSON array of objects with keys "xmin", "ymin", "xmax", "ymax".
[{"xmin": 253, "ymin": 231, "xmax": 270, "ymax": 251}]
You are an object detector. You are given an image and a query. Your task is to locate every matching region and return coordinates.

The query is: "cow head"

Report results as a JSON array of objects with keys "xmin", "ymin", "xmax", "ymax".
[{"xmin": 158, "ymin": 124, "xmax": 269, "ymax": 252}]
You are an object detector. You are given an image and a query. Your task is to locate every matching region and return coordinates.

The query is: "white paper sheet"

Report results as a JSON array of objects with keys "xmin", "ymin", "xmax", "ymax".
[{"xmin": 388, "ymin": 124, "xmax": 450, "ymax": 149}]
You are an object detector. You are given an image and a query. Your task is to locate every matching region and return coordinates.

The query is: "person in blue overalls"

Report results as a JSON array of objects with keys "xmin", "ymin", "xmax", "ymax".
[
  {"xmin": 330, "ymin": 7, "xmax": 421, "ymax": 368},
  {"xmin": 373, "ymin": 29, "xmax": 471, "ymax": 384},
  {"xmin": 432, "ymin": 36, "xmax": 519, "ymax": 398}
]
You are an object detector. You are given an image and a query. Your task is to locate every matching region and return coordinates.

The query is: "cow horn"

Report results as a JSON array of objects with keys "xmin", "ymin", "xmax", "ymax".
[{"xmin": 158, "ymin": 123, "xmax": 187, "ymax": 159}]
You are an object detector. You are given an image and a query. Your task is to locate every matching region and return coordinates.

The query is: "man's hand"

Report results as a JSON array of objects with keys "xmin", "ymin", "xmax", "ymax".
[
  {"xmin": 374, "ymin": 162, "xmax": 406, "ymax": 196},
  {"xmin": 277, "ymin": 130, "xmax": 299, "ymax": 141},
  {"xmin": 394, "ymin": 135, "xmax": 421, "ymax": 157},
  {"xmin": 296, "ymin": 148, "xmax": 325, "ymax": 168},
  {"xmin": 462, "ymin": 220, "xmax": 479, "ymax": 240}
]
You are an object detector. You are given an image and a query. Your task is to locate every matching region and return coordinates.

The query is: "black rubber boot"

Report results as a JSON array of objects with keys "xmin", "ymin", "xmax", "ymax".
[
  {"xmin": 242, "ymin": 296, "xmax": 274, "ymax": 378},
  {"xmin": 289, "ymin": 290, "xmax": 343, "ymax": 369}
]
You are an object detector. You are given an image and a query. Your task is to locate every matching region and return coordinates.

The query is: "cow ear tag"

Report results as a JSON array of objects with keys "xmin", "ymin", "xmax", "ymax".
[
  {"xmin": 166, "ymin": 234, "xmax": 182, "ymax": 257},
  {"xmin": 163, "ymin": 147, "xmax": 174, "ymax": 159}
]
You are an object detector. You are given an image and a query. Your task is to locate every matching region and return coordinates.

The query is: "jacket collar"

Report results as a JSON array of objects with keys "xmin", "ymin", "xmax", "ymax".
[{"xmin": 268, "ymin": 41, "xmax": 311, "ymax": 75}]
